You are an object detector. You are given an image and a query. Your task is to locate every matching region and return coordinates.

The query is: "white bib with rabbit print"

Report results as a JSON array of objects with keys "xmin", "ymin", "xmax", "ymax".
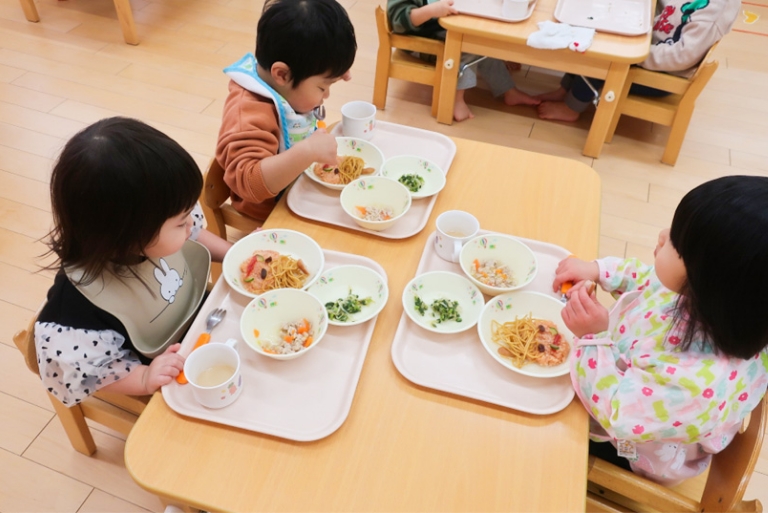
[{"xmin": 66, "ymin": 240, "xmax": 211, "ymax": 358}]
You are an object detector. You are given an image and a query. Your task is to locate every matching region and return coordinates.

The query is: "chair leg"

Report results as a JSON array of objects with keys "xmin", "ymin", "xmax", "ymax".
[
  {"xmin": 373, "ymin": 48, "xmax": 391, "ymax": 110},
  {"xmin": 18, "ymin": 0, "xmax": 40, "ymax": 22},
  {"xmin": 113, "ymin": 0, "xmax": 138, "ymax": 45},
  {"xmin": 605, "ymin": 77, "xmax": 633, "ymax": 144},
  {"xmin": 661, "ymin": 106, "xmax": 695, "ymax": 166},
  {"xmin": 48, "ymin": 393, "xmax": 97, "ymax": 456}
]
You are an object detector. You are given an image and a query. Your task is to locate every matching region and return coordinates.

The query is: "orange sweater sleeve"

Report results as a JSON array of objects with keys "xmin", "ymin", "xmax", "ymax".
[{"xmin": 215, "ymin": 80, "xmax": 281, "ymax": 221}]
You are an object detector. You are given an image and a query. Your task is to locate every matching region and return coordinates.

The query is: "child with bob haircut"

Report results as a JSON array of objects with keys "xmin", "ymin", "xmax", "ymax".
[
  {"xmin": 36, "ymin": 117, "xmax": 232, "ymax": 406},
  {"xmin": 216, "ymin": 0, "xmax": 357, "ymax": 220},
  {"xmin": 553, "ymin": 175, "xmax": 768, "ymax": 485}
]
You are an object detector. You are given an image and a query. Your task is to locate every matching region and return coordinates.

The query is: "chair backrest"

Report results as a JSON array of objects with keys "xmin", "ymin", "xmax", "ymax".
[
  {"xmin": 587, "ymin": 393, "xmax": 768, "ymax": 512},
  {"xmin": 200, "ymin": 158, "xmax": 263, "ymax": 240},
  {"xmin": 14, "ymin": 308, "xmax": 149, "ymax": 456},
  {"xmin": 606, "ymin": 41, "xmax": 721, "ymax": 166}
]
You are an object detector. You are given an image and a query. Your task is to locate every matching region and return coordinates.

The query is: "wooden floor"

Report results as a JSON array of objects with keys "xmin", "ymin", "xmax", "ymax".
[{"xmin": 1, "ymin": 0, "xmax": 767, "ymax": 510}]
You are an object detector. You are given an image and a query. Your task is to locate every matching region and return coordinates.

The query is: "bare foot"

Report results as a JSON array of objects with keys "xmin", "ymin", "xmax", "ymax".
[
  {"xmin": 503, "ymin": 88, "xmax": 541, "ymax": 106},
  {"xmin": 537, "ymin": 101, "xmax": 581, "ymax": 122},
  {"xmin": 534, "ymin": 86, "xmax": 568, "ymax": 102},
  {"xmin": 454, "ymin": 91, "xmax": 475, "ymax": 122},
  {"xmin": 505, "ymin": 61, "xmax": 522, "ymax": 73}
]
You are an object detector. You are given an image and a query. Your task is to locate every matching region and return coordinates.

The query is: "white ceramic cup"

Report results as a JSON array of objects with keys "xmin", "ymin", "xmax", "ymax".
[
  {"xmin": 434, "ymin": 210, "xmax": 480, "ymax": 262},
  {"xmin": 183, "ymin": 338, "xmax": 243, "ymax": 409},
  {"xmin": 341, "ymin": 101, "xmax": 376, "ymax": 140}
]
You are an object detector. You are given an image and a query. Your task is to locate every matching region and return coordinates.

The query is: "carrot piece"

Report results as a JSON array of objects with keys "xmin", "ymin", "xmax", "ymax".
[
  {"xmin": 473, "ymin": 259, "xmax": 480, "ymax": 272},
  {"xmin": 355, "ymin": 206, "xmax": 367, "ymax": 217},
  {"xmin": 253, "ymin": 329, "xmax": 260, "ymax": 337},
  {"xmin": 284, "ymin": 335, "xmax": 294, "ymax": 343},
  {"xmin": 303, "ymin": 336, "xmax": 313, "ymax": 348},
  {"xmin": 297, "ymin": 319, "xmax": 310, "ymax": 334}
]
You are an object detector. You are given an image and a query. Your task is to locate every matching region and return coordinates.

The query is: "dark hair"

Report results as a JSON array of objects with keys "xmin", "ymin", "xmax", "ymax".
[
  {"xmin": 669, "ymin": 175, "xmax": 768, "ymax": 359},
  {"xmin": 45, "ymin": 117, "xmax": 202, "ymax": 284},
  {"xmin": 256, "ymin": 0, "xmax": 357, "ymax": 87}
]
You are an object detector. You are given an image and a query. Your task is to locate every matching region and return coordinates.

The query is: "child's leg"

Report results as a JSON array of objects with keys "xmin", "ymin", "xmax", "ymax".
[
  {"xmin": 477, "ymin": 58, "xmax": 540, "ymax": 106},
  {"xmin": 535, "ymin": 73, "xmax": 575, "ymax": 101},
  {"xmin": 454, "ymin": 54, "xmax": 480, "ymax": 122},
  {"xmin": 453, "ymin": 89, "xmax": 474, "ymax": 121},
  {"xmin": 538, "ymin": 75, "xmax": 602, "ymax": 122}
]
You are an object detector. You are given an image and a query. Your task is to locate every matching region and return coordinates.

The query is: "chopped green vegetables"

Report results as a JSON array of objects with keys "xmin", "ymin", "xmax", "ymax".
[
  {"xmin": 325, "ymin": 288, "xmax": 374, "ymax": 322},
  {"xmin": 398, "ymin": 174, "xmax": 425, "ymax": 193},
  {"xmin": 413, "ymin": 295, "xmax": 462, "ymax": 327}
]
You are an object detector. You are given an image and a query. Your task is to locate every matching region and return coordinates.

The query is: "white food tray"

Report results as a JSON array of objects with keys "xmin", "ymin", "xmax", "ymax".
[
  {"xmin": 163, "ymin": 249, "xmax": 386, "ymax": 442},
  {"xmin": 454, "ymin": 0, "xmax": 538, "ymax": 22},
  {"xmin": 391, "ymin": 230, "xmax": 575, "ymax": 415},
  {"xmin": 553, "ymin": 0, "xmax": 650, "ymax": 35},
  {"xmin": 286, "ymin": 121, "xmax": 457, "ymax": 239}
]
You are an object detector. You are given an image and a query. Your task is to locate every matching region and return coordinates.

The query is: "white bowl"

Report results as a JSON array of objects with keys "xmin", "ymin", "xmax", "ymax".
[
  {"xmin": 477, "ymin": 291, "xmax": 574, "ymax": 378},
  {"xmin": 402, "ymin": 271, "xmax": 484, "ymax": 334},
  {"xmin": 459, "ymin": 234, "xmax": 537, "ymax": 296},
  {"xmin": 380, "ymin": 155, "xmax": 447, "ymax": 199},
  {"xmin": 222, "ymin": 229, "xmax": 325, "ymax": 299},
  {"xmin": 240, "ymin": 288, "xmax": 329, "ymax": 360},
  {"xmin": 306, "ymin": 265, "xmax": 389, "ymax": 326},
  {"xmin": 303, "ymin": 137, "xmax": 385, "ymax": 191},
  {"xmin": 339, "ymin": 176, "xmax": 412, "ymax": 231}
]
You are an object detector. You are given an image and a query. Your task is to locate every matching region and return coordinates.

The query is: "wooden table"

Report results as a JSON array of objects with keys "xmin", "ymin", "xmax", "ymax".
[
  {"xmin": 125, "ymin": 136, "xmax": 601, "ymax": 512},
  {"xmin": 437, "ymin": 0, "xmax": 651, "ymax": 158}
]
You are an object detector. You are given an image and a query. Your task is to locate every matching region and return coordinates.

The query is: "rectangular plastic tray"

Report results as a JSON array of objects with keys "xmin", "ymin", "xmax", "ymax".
[
  {"xmin": 553, "ymin": 0, "xmax": 651, "ymax": 36},
  {"xmin": 454, "ymin": 0, "xmax": 538, "ymax": 23},
  {"xmin": 162, "ymin": 249, "xmax": 386, "ymax": 442},
  {"xmin": 286, "ymin": 121, "xmax": 457, "ymax": 239},
  {"xmin": 390, "ymin": 230, "xmax": 576, "ymax": 415}
]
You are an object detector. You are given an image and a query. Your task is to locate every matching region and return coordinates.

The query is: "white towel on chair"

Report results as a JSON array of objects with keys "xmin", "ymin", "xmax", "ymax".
[{"xmin": 526, "ymin": 21, "xmax": 595, "ymax": 53}]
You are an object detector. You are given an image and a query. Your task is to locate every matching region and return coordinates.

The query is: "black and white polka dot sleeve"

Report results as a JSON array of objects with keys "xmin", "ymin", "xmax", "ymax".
[
  {"xmin": 189, "ymin": 202, "xmax": 204, "ymax": 241},
  {"xmin": 35, "ymin": 322, "xmax": 142, "ymax": 406}
]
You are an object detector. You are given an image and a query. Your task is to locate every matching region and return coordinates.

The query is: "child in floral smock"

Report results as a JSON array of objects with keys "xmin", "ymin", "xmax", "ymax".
[{"xmin": 553, "ymin": 176, "xmax": 768, "ymax": 485}]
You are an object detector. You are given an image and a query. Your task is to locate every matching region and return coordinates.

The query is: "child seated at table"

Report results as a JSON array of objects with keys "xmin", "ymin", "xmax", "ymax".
[
  {"xmin": 36, "ymin": 117, "xmax": 233, "ymax": 406},
  {"xmin": 552, "ymin": 175, "xmax": 768, "ymax": 485},
  {"xmin": 216, "ymin": 0, "xmax": 357, "ymax": 220},
  {"xmin": 536, "ymin": 0, "xmax": 740, "ymax": 121},
  {"xmin": 388, "ymin": 0, "xmax": 540, "ymax": 121}
]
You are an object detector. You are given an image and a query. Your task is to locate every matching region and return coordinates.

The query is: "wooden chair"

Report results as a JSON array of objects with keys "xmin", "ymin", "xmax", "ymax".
[
  {"xmin": 17, "ymin": 0, "xmax": 139, "ymax": 45},
  {"xmin": 13, "ymin": 309, "xmax": 150, "ymax": 456},
  {"xmin": 373, "ymin": 5, "xmax": 445, "ymax": 117},
  {"xmin": 586, "ymin": 394, "xmax": 767, "ymax": 513},
  {"xmin": 605, "ymin": 43, "xmax": 720, "ymax": 166}
]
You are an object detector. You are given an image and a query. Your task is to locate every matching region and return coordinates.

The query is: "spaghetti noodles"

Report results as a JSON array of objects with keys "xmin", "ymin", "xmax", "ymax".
[
  {"xmin": 240, "ymin": 251, "xmax": 310, "ymax": 294},
  {"xmin": 313, "ymin": 155, "xmax": 374, "ymax": 185},
  {"xmin": 491, "ymin": 314, "xmax": 570, "ymax": 368}
]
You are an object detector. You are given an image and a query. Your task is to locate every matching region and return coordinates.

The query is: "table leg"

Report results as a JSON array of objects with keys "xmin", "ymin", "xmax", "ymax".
[
  {"xmin": 436, "ymin": 30, "xmax": 463, "ymax": 125},
  {"xmin": 582, "ymin": 62, "xmax": 629, "ymax": 158}
]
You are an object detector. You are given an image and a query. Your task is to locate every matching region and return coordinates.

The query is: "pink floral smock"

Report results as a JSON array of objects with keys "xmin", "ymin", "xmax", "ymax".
[{"xmin": 571, "ymin": 257, "xmax": 768, "ymax": 485}]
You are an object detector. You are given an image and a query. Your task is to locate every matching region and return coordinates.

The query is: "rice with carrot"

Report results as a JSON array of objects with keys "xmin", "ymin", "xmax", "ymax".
[
  {"xmin": 260, "ymin": 318, "xmax": 314, "ymax": 354},
  {"xmin": 471, "ymin": 259, "xmax": 516, "ymax": 288}
]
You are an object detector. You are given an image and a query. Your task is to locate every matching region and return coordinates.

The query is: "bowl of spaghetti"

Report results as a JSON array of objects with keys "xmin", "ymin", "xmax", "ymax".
[
  {"xmin": 240, "ymin": 288, "xmax": 329, "ymax": 360},
  {"xmin": 477, "ymin": 291, "xmax": 574, "ymax": 378},
  {"xmin": 303, "ymin": 137, "xmax": 385, "ymax": 191},
  {"xmin": 339, "ymin": 176, "xmax": 412, "ymax": 231},
  {"xmin": 380, "ymin": 155, "xmax": 446, "ymax": 199},
  {"xmin": 222, "ymin": 229, "xmax": 325, "ymax": 299},
  {"xmin": 459, "ymin": 233, "xmax": 537, "ymax": 296}
]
